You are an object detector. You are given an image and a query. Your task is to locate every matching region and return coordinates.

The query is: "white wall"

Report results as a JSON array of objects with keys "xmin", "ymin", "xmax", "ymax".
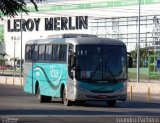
[
  {"xmin": 3, "ymin": 0, "xmax": 160, "ymax": 62},
  {"xmin": 5, "ymin": 14, "xmax": 91, "ymax": 61}
]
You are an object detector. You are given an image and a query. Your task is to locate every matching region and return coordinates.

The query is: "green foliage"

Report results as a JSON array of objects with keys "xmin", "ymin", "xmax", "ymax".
[
  {"xmin": 0, "ymin": 0, "xmax": 46, "ymax": 17},
  {"xmin": 130, "ymin": 47, "xmax": 150, "ymax": 67}
]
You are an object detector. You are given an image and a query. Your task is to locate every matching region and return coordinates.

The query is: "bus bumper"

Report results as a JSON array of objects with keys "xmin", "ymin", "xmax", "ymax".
[{"xmin": 73, "ymin": 84, "xmax": 127, "ymax": 102}]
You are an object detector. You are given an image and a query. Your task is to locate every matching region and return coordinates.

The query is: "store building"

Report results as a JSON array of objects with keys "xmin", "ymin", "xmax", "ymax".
[{"xmin": 0, "ymin": 0, "xmax": 160, "ymax": 66}]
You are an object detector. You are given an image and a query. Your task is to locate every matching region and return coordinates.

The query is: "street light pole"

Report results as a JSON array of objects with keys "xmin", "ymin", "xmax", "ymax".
[
  {"xmin": 12, "ymin": 36, "xmax": 20, "ymax": 77},
  {"xmin": 14, "ymin": 39, "xmax": 16, "ymax": 77},
  {"xmin": 137, "ymin": 0, "xmax": 141, "ymax": 82},
  {"xmin": 20, "ymin": 11, "xmax": 23, "ymax": 78}
]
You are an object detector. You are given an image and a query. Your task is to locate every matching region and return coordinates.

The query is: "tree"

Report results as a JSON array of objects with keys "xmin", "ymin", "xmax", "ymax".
[
  {"xmin": 130, "ymin": 47, "xmax": 153, "ymax": 67},
  {"xmin": 0, "ymin": 0, "xmax": 45, "ymax": 17}
]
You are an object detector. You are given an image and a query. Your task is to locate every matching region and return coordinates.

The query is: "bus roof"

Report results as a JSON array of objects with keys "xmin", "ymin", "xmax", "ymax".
[
  {"xmin": 26, "ymin": 37, "xmax": 125, "ymax": 47},
  {"xmin": 26, "ymin": 33, "xmax": 97, "ymax": 45},
  {"xmin": 66, "ymin": 37, "xmax": 126, "ymax": 46},
  {"xmin": 26, "ymin": 38, "xmax": 65, "ymax": 45},
  {"xmin": 47, "ymin": 33, "xmax": 97, "ymax": 39}
]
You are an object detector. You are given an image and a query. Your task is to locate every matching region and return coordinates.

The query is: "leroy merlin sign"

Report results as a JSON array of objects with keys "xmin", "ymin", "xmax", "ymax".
[
  {"xmin": 0, "ymin": 25, "xmax": 4, "ymax": 42},
  {"xmin": 27, "ymin": 0, "xmax": 160, "ymax": 13}
]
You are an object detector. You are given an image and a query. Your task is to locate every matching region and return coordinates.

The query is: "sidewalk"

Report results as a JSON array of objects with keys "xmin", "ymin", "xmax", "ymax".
[{"xmin": 127, "ymin": 81, "xmax": 160, "ymax": 103}]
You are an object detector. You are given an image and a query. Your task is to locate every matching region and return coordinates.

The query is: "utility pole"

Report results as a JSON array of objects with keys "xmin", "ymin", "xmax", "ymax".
[
  {"xmin": 137, "ymin": 0, "xmax": 141, "ymax": 82},
  {"xmin": 20, "ymin": 11, "xmax": 23, "ymax": 78}
]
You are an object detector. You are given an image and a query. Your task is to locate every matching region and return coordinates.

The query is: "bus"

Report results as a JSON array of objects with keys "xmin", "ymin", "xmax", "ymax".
[{"xmin": 23, "ymin": 34, "xmax": 132, "ymax": 106}]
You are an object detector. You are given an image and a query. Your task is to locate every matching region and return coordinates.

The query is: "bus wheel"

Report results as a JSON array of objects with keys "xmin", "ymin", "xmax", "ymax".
[
  {"xmin": 75, "ymin": 101, "xmax": 85, "ymax": 105},
  {"xmin": 62, "ymin": 88, "xmax": 73, "ymax": 106},
  {"xmin": 37, "ymin": 87, "xmax": 45, "ymax": 103},
  {"xmin": 107, "ymin": 100, "xmax": 116, "ymax": 107},
  {"xmin": 45, "ymin": 96, "xmax": 52, "ymax": 102}
]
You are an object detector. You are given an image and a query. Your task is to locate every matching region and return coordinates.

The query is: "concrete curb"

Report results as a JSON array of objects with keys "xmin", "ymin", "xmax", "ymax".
[{"xmin": 0, "ymin": 76, "xmax": 23, "ymax": 88}]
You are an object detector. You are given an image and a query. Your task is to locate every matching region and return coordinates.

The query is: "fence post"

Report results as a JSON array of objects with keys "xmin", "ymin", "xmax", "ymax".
[
  {"xmin": 20, "ymin": 78, "xmax": 23, "ymax": 88},
  {"xmin": 5, "ymin": 78, "xmax": 7, "ymax": 85},
  {"xmin": 130, "ymin": 86, "xmax": 132, "ymax": 100},
  {"xmin": 147, "ymin": 87, "xmax": 151, "ymax": 102},
  {"xmin": 13, "ymin": 78, "xmax": 14, "ymax": 86}
]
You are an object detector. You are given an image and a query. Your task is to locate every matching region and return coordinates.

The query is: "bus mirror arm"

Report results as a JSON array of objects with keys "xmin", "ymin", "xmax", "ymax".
[
  {"xmin": 129, "ymin": 56, "xmax": 133, "ymax": 68},
  {"xmin": 127, "ymin": 53, "xmax": 133, "ymax": 68}
]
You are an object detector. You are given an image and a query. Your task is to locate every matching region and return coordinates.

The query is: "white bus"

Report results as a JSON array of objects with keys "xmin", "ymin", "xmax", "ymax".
[{"xmin": 24, "ymin": 34, "xmax": 132, "ymax": 106}]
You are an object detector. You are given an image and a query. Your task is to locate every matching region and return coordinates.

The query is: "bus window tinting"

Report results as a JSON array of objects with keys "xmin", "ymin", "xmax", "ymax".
[
  {"xmin": 75, "ymin": 45, "xmax": 127, "ymax": 82},
  {"xmin": 33, "ymin": 45, "xmax": 39, "ymax": 61},
  {"xmin": 45, "ymin": 45, "xmax": 52, "ymax": 61},
  {"xmin": 52, "ymin": 44, "xmax": 59, "ymax": 61},
  {"xmin": 59, "ymin": 45, "xmax": 67, "ymax": 61},
  {"xmin": 25, "ymin": 45, "xmax": 32, "ymax": 61},
  {"xmin": 38, "ymin": 45, "xmax": 45, "ymax": 61},
  {"xmin": 26, "ymin": 44, "xmax": 67, "ymax": 62}
]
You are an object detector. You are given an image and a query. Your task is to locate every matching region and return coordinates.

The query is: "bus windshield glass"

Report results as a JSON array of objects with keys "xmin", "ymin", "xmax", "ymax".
[{"xmin": 75, "ymin": 45, "xmax": 127, "ymax": 82}]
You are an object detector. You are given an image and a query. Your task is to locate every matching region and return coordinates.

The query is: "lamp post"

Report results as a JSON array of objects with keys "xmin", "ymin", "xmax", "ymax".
[
  {"xmin": 20, "ymin": 11, "xmax": 23, "ymax": 78},
  {"xmin": 11, "ymin": 36, "xmax": 20, "ymax": 76},
  {"xmin": 137, "ymin": 0, "xmax": 141, "ymax": 83}
]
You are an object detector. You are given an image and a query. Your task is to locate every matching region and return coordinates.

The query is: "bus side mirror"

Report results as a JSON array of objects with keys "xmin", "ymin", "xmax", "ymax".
[
  {"xmin": 127, "ymin": 53, "xmax": 133, "ymax": 68},
  {"xmin": 129, "ymin": 56, "xmax": 133, "ymax": 68}
]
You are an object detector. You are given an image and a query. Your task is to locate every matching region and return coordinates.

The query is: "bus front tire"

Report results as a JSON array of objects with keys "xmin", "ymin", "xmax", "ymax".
[
  {"xmin": 45, "ymin": 96, "xmax": 52, "ymax": 102},
  {"xmin": 62, "ymin": 88, "xmax": 73, "ymax": 106},
  {"xmin": 38, "ymin": 95, "xmax": 52, "ymax": 103},
  {"xmin": 37, "ymin": 94, "xmax": 46, "ymax": 103},
  {"xmin": 37, "ymin": 87, "xmax": 52, "ymax": 103},
  {"xmin": 107, "ymin": 100, "xmax": 116, "ymax": 107}
]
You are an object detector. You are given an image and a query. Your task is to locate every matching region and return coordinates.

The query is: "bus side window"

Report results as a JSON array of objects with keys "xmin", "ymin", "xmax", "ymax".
[
  {"xmin": 59, "ymin": 44, "xmax": 67, "ymax": 62},
  {"xmin": 38, "ymin": 45, "xmax": 45, "ymax": 61},
  {"xmin": 52, "ymin": 44, "xmax": 59, "ymax": 61},
  {"xmin": 45, "ymin": 45, "xmax": 52, "ymax": 61},
  {"xmin": 32, "ymin": 45, "xmax": 39, "ymax": 61},
  {"xmin": 25, "ymin": 45, "xmax": 32, "ymax": 61}
]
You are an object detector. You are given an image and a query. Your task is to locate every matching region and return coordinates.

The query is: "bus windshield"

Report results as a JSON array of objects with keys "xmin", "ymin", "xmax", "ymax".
[{"xmin": 75, "ymin": 45, "xmax": 127, "ymax": 82}]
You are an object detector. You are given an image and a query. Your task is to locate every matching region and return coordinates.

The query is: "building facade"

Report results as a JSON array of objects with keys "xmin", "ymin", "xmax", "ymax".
[{"xmin": 0, "ymin": 0, "xmax": 160, "ymax": 65}]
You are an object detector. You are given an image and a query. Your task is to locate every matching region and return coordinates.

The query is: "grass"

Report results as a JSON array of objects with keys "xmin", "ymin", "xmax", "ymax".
[
  {"xmin": 0, "ymin": 69, "xmax": 20, "ymax": 73},
  {"xmin": 128, "ymin": 72, "xmax": 160, "ymax": 80}
]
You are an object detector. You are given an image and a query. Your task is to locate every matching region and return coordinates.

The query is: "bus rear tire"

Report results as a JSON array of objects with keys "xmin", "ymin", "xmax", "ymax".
[
  {"xmin": 107, "ymin": 100, "xmax": 116, "ymax": 107},
  {"xmin": 37, "ymin": 86, "xmax": 46, "ymax": 103},
  {"xmin": 62, "ymin": 88, "xmax": 73, "ymax": 106}
]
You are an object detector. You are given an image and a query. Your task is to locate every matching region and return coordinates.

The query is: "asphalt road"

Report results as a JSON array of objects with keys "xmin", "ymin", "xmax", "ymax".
[{"xmin": 0, "ymin": 85, "xmax": 160, "ymax": 123}]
